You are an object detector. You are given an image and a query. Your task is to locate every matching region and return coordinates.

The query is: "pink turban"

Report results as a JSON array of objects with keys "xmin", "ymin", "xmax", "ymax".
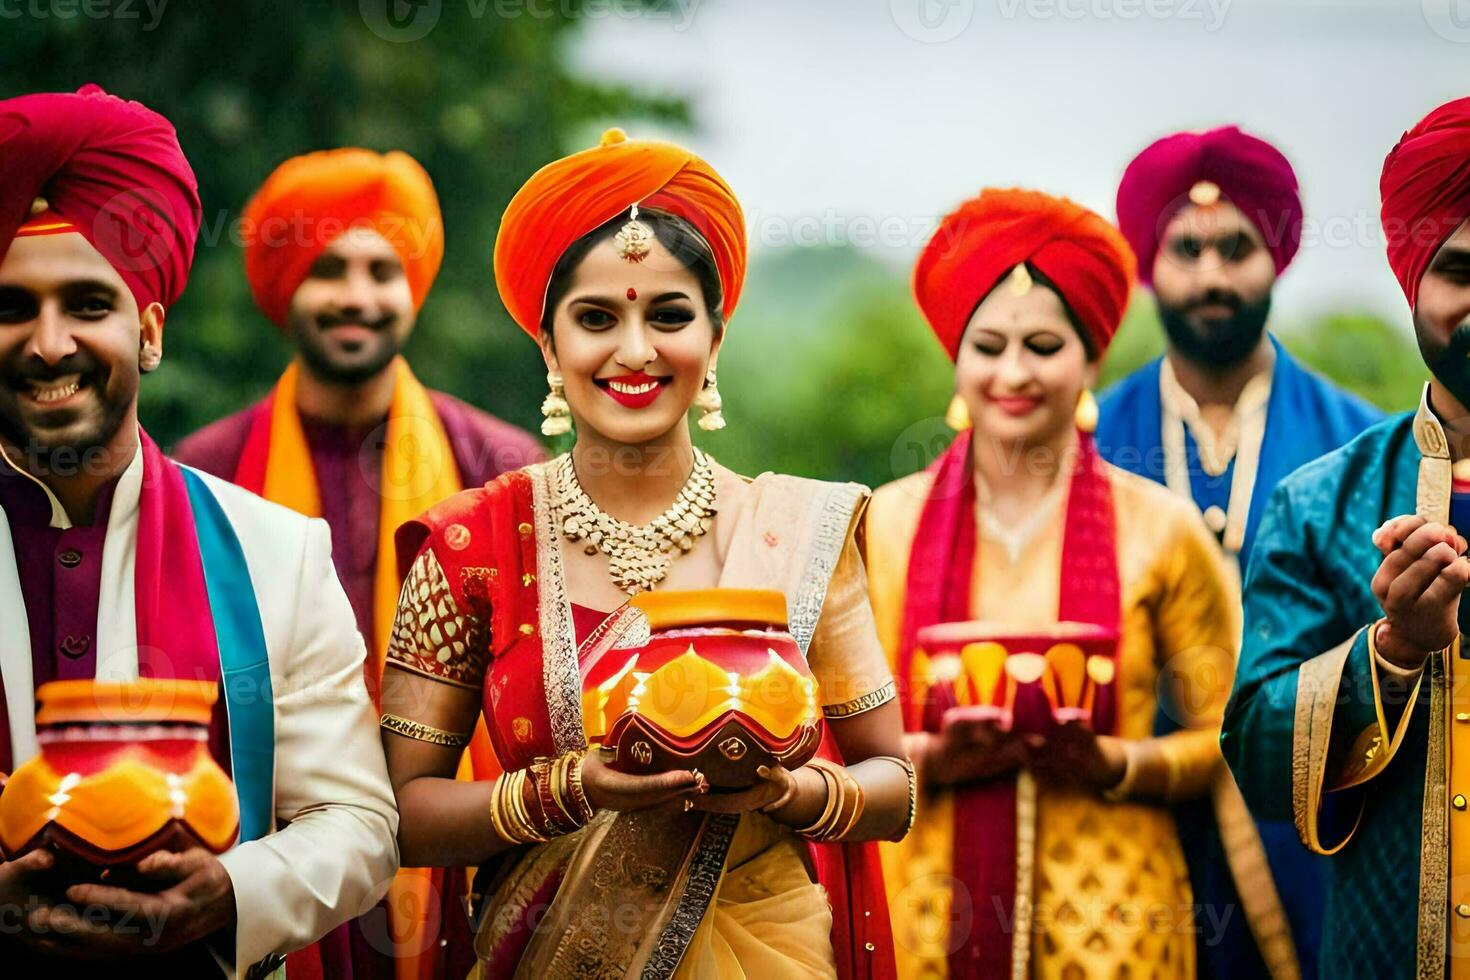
[
  {"xmin": 1116, "ymin": 125, "xmax": 1301, "ymax": 285},
  {"xmin": 1380, "ymin": 96, "xmax": 1470, "ymax": 310},
  {"xmin": 0, "ymin": 84, "xmax": 201, "ymax": 310}
]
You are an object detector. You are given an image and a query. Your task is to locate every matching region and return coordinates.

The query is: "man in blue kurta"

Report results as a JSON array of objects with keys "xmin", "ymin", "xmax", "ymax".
[
  {"xmin": 1223, "ymin": 95, "xmax": 1470, "ymax": 977},
  {"xmin": 1098, "ymin": 126, "xmax": 1381, "ymax": 980}
]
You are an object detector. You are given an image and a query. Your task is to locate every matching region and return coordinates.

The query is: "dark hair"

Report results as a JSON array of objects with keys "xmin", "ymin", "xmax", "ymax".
[
  {"xmin": 971, "ymin": 262, "xmax": 1099, "ymax": 362},
  {"xmin": 539, "ymin": 208, "xmax": 724, "ymax": 342}
]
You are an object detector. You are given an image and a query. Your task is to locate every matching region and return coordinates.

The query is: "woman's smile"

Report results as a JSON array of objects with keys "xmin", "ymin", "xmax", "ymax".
[{"xmin": 596, "ymin": 370, "xmax": 670, "ymax": 409}]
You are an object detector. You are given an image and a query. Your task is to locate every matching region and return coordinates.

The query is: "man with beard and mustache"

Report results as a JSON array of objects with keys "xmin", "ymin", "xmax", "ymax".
[
  {"xmin": 1096, "ymin": 126, "xmax": 1381, "ymax": 980},
  {"xmin": 0, "ymin": 86, "xmax": 398, "ymax": 977},
  {"xmin": 1223, "ymin": 95, "xmax": 1470, "ymax": 978},
  {"xmin": 173, "ymin": 148, "xmax": 540, "ymax": 979}
]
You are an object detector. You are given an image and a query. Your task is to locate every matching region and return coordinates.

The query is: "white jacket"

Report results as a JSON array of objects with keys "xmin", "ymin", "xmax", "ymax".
[{"xmin": 0, "ymin": 446, "xmax": 400, "ymax": 976}]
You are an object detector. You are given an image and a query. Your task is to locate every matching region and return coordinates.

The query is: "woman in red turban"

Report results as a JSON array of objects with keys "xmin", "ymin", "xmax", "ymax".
[
  {"xmin": 378, "ymin": 129, "xmax": 910, "ymax": 978},
  {"xmin": 866, "ymin": 187, "xmax": 1237, "ymax": 978}
]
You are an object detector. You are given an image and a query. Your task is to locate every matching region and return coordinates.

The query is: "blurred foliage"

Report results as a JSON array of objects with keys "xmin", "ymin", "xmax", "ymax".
[
  {"xmin": 704, "ymin": 244, "xmax": 1424, "ymax": 490},
  {"xmin": 0, "ymin": 7, "xmax": 1426, "ymax": 492},
  {"xmin": 0, "ymin": 1, "xmax": 689, "ymax": 445}
]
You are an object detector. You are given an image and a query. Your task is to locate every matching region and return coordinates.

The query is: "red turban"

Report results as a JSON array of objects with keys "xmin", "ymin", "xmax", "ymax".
[
  {"xmin": 494, "ymin": 128, "xmax": 746, "ymax": 338},
  {"xmin": 1116, "ymin": 125, "xmax": 1301, "ymax": 285},
  {"xmin": 1380, "ymin": 96, "xmax": 1470, "ymax": 310},
  {"xmin": 241, "ymin": 148, "xmax": 444, "ymax": 327},
  {"xmin": 0, "ymin": 84, "xmax": 200, "ymax": 310},
  {"xmin": 913, "ymin": 188, "xmax": 1135, "ymax": 360}
]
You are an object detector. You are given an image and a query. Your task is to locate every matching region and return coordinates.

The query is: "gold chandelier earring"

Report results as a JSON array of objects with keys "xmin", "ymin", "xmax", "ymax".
[
  {"xmin": 695, "ymin": 370, "xmax": 725, "ymax": 431},
  {"xmin": 541, "ymin": 371, "xmax": 572, "ymax": 437}
]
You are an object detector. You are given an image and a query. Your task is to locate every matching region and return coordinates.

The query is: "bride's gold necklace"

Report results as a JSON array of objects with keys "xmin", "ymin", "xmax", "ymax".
[{"xmin": 550, "ymin": 449, "xmax": 718, "ymax": 595}]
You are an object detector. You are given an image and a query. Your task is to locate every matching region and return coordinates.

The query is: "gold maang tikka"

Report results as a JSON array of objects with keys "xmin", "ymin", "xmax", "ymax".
[
  {"xmin": 1007, "ymin": 263, "xmax": 1033, "ymax": 296},
  {"xmin": 614, "ymin": 204, "xmax": 655, "ymax": 263}
]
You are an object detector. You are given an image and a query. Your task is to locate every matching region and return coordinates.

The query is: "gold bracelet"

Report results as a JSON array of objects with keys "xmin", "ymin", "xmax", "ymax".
[
  {"xmin": 380, "ymin": 712, "xmax": 471, "ymax": 746},
  {"xmin": 566, "ymin": 752, "xmax": 595, "ymax": 823},
  {"xmin": 797, "ymin": 759, "xmax": 861, "ymax": 841},
  {"xmin": 795, "ymin": 764, "xmax": 839, "ymax": 839},
  {"xmin": 1101, "ymin": 740, "xmax": 1140, "ymax": 803}
]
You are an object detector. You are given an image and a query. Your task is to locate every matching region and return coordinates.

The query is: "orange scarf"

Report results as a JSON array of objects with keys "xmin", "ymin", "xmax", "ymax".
[{"xmin": 235, "ymin": 356, "xmax": 483, "ymax": 980}]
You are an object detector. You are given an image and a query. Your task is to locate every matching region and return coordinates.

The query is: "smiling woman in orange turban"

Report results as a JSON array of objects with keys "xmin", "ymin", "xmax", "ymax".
[
  {"xmin": 241, "ymin": 148, "xmax": 444, "ymax": 327},
  {"xmin": 869, "ymin": 187, "xmax": 1236, "ymax": 979},
  {"xmin": 913, "ymin": 187, "xmax": 1135, "ymax": 360},
  {"xmin": 380, "ymin": 128, "xmax": 911, "ymax": 980},
  {"xmin": 494, "ymin": 127, "xmax": 746, "ymax": 338}
]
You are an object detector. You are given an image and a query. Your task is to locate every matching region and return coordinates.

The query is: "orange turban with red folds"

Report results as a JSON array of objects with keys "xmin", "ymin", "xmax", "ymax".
[
  {"xmin": 913, "ymin": 188, "xmax": 1136, "ymax": 360},
  {"xmin": 241, "ymin": 148, "xmax": 444, "ymax": 327},
  {"xmin": 494, "ymin": 128, "xmax": 746, "ymax": 338},
  {"xmin": 1380, "ymin": 96, "xmax": 1470, "ymax": 310}
]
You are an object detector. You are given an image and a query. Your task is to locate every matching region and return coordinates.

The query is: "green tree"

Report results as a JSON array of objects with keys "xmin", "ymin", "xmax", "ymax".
[{"xmin": 0, "ymin": 2, "xmax": 687, "ymax": 445}]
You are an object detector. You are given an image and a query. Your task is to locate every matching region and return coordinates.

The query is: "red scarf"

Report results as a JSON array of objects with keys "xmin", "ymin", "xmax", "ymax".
[{"xmin": 897, "ymin": 430, "xmax": 1119, "ymax": 978}]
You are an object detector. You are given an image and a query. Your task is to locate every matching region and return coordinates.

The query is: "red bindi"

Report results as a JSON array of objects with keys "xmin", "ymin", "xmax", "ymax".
[{"xmin": 626, "ymin": 287, "xmax": 638, "ymax": 301}]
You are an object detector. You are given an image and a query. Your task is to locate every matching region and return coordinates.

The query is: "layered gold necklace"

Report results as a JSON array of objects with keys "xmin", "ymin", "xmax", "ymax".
[{"xmin": 550, "ymin": 449, "xmax": 718, "ymax": 594}]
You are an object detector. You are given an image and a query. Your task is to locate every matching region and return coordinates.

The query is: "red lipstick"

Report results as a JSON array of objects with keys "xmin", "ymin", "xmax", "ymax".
[
  {"xmin": 597, "ymin": 371, "xmax": 668, "ymax": 410},
  {"xmin": 986, "ymin": 392, "xmax": 1044, "ymax": 417}
]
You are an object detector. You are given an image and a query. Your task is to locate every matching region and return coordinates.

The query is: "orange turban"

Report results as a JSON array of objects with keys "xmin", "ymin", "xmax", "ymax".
[
  {"xmin": 494, "ymin": 128, "xmax": 746, "ymax": 338},
  {"xmin": 913, "ymin": 188, "xmax": 1136, "ymax": 360},
  {"xmin": 241, "ymin": 148, "xmax": 444, "ymax": 327}
]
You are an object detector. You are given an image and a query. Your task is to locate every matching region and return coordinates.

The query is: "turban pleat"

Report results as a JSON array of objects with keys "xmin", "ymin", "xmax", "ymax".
[
  {"xmin": 1115, "ymin": 125, "xmax": 1301, "ymax": 285},
  {"xmin": 1380, "ymin": 96, "xmax": 1470, "ymax": 309},
  {"xmin": 494, "ymin": 128, "xmax": 746, "ymax": 338},
  {"xmin": 913, "ymin": 188, "xmax": 1135, "ymax": 360},
  {"xmin": 242, "ymin": 148, "xmax": 444, "ymax": 327},
  {"xmin": 0, "ymin": 84, "xmax": 200, "ymax": 310}
]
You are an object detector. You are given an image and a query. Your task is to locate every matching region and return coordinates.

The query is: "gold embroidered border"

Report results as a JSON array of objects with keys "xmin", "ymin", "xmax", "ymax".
[
  {"xmin": 1291, "ymin": 632, "xmax": 1364, "ymax": 855},
  {"xmin": 1010, "ymin": 769, "xmax": 1036, "ymax": 980},
  {"xmin": 1213, "ymin": 773, "xmax": 1300, "ymax": 980},
  {"xmin": 379, "ymin": 712, "xmax": 471, "ymax": 746},
  {"xmin": 822, "ymin": 680, "xmax": 896, "ymax": 719},
  {"xmin": 787, "ymin": 481, "xmax": 867, "ymax": 656},
  {"xmin": 529, "ymin": 458, "xmax": 585, "ymax": 756},
  {"xmin": 1418, "ymin": 651, "xmax": 1448, "ymax": 980}
]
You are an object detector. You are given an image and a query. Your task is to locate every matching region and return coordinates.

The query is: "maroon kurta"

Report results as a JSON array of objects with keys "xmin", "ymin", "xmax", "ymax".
[
  {"xmin": 0, "ymin": 467, "xmax": 231, "ymax": 976},
  {"xmin": 174, "ymin": 388, "xmax": 543, "ymax": 651},
  {"xmin": 0, "ymin": 467, "xmax": 115, "ymax": 690}
]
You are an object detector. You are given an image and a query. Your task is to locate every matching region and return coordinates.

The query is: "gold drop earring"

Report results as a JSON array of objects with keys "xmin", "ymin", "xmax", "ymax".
[
  {"xmin": 945, "ymin": 394, "xmax": 971, "ymax": 431},
  {"xmin": 139, "ymin": 343, "xmax": 162, "ymax": 373},
  {"xmin": 694, "ymin": 370, "xmax": 725, "ymax": 431},
  {"xmin": 1075, "ymin": 388, "xmax": 1099, "ymax": 434},
  {"xmin": 541, "ymin": 371, "xmax": 572, "ymax": 436}
]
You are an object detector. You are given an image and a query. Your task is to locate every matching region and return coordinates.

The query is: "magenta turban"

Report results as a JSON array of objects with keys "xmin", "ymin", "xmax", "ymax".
[
  {"xmin": 0, "ymin": 84, "xmax": 201, "ymax": 310},
  {"xmin": 1380, "ymin": 96, "xmax": 1470, "ymax": 310},
  {"xmin": 1116, "ymin": 125, "xmax": 1301, "ymax": 286}
]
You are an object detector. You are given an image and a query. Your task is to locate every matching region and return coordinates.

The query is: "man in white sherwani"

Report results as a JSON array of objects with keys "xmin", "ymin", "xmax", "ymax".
[{"xmin": 0, "ymin": 85, "xmax": 399, "ymax": 978}]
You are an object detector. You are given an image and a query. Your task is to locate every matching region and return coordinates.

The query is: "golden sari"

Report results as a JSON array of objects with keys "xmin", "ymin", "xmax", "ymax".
[{"xmin": 865, "ymin": 459, "xmax": 1238, "ymax": 978}]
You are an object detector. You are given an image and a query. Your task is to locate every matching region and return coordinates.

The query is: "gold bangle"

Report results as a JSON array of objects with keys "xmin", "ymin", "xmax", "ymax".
[
  {"xmin": 566, "ymin": 752, "xmax": 595, "ymax": 823},
  {"xmin": 795, "ymin": 765, "xmax": 839, "ymax": 838},
  {"xmin": 822, "ymin": 681, "xmax": 897, "ymax": 719},
  {"xmin": 1102, "ymin": 741, "xmax": 1139, "ymax": 803},
  {"xmin": 380, "ymin": 712, "xmax": 471, "ymax": 746}
]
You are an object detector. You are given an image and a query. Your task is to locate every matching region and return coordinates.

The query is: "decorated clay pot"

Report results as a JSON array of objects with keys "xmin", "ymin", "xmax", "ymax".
[
  {"xmin": 0, "ymin": 679, "xmax": 238, "ymax": 873},
  {"xmin": 583, "ymin": 589, "xmax": 823, "ymax": 789},
  {"xmin": 913, "ymin": 621, "xmax": 1120, "ymax": 735}
]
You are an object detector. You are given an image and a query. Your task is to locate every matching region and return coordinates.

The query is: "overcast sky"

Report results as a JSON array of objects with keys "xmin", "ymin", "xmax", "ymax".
[{"xmin": 570, "ymin": 0, "xmax": 1470, "ymax": 325}]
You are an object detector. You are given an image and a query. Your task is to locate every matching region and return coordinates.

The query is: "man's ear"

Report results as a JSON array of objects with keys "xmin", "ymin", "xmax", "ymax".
[{"xmin": 139, "ymin": 302, "xmax": 165, "ymax": 370}]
